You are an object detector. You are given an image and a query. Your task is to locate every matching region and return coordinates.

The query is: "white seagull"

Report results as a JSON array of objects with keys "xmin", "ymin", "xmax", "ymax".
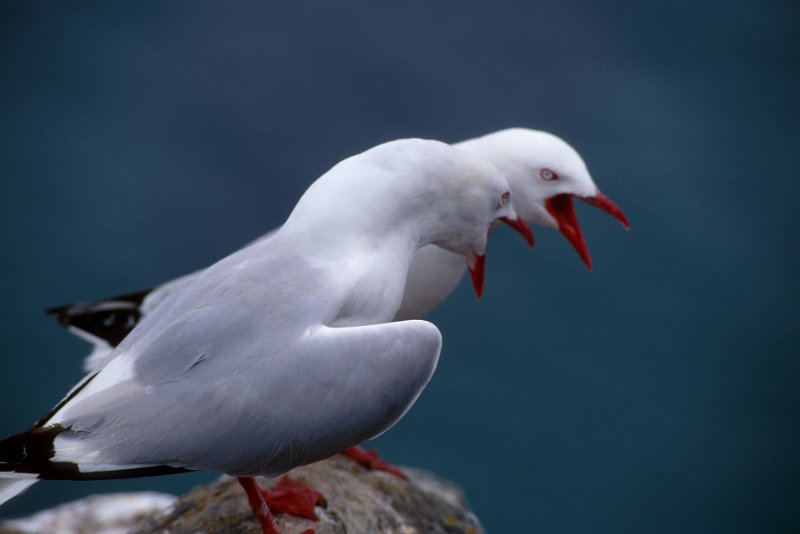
[
  {"xmin": 48, "ymin": 128, "xmax": 628, "ymax": 371},
  {"xmin": 0, "ymin": 138, "xmax": 533, "ymax": 534}
]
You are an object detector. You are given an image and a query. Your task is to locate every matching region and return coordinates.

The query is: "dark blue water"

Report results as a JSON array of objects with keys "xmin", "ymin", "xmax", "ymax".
[{"xmin": 1, "ymin": 2, "xmax": 797, "ymax": 532}]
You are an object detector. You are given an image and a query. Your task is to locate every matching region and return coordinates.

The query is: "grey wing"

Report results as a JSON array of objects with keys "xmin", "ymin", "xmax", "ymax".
[
  {"xmin": 42, "ymin": 227, "xmax": 283, "ymax": 373},
  {"xmin": 42, "ymin": 275, "xmax": 199, "ymax": 373},
  {"xmin": 41, "ymin": 319, "xmax": 441, "ymax": 478},
  {"xmin": 79, "ymin": 273, "xmax": 200, "ymax": 372},
  {"xmin": 78, "ymin": 225, "xmax": 281, "ymax": 371}
]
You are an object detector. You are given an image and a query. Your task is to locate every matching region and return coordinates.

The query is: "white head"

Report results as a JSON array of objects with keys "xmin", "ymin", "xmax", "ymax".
[
  {"xmin": 456, "ymin": 128, "xmax": 629, "ymax": 270},
  {"xmin": 283, "ymin": 138, "xmax": 533, "ymax": 297}
]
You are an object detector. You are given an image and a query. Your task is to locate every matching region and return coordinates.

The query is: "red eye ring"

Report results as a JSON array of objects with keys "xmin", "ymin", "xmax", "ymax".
[
  {"xmin": 500, "ymin": 191, "xmax": 510, "ymax": 205},
  {"xmin": 540, "ymin": 168, "xmax": 559, "ymax": 181}
]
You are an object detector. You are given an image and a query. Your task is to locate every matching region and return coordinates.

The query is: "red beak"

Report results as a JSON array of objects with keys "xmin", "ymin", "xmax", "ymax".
[
  {"xmin": 467, "ymin": 217, "xmax": 531, "ymax": 300},
  {"xmin": 579, "ymin": 192, "xmax": 630, "ymax": 230},
  {"xmin": 545, "ymin": 191, "xmax": 630, "ymax": 271},
  {"xmin": 545, "ymin": 194, "xmax": 593, "ymax": 270},
  {"xmin": 499, "ymin": 216, "xmax": 534, "ymax": 247},
  {"xmin": 467, "ymin": 254, "xmax": 485, "ymax": 299}
]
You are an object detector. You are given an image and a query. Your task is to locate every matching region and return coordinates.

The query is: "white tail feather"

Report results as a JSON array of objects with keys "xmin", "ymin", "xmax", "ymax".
[{"xmin": 0, "ymin": 476, "xmax": 38, "ymax": 507}]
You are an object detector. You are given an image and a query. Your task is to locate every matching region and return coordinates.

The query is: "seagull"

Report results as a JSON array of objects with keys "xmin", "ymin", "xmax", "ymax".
[
  {"xmin": 0, "ymin": 138, "xmax": 532, "ymax": 534},
  {"xmin": 48, "ymin": 128, "xmax": 628, "ymax": 370},
  {"xmin": 42, "ymin": 128, "xmax": 629, "ymax": 481}
]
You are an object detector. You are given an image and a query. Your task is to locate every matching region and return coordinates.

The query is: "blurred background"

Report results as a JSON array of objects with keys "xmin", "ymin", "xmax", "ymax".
[{"xmin": 1, "ymin": 1, "xmax": 797, "ymax": 532}]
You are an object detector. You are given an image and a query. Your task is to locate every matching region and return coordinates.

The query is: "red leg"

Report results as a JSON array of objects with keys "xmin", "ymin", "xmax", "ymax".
[
  {"xmin": 238, "ymin": 477, "xmax": 280, "ymax": 534},
  {"xmin": 342, "ymin": 446, "xmax": 407, "ymax": 479}
]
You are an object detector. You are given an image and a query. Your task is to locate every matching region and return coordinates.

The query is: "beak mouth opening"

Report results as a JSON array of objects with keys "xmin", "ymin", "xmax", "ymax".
[
  {"xmin": 579, "ymin": 192, "xmax": 630, "ymax": 230},
  {"xmin": 498, "ymin": 216, "xmax": 534, "ymax": 247},
  {"xmin": 545, "ymin": 194, "xmax": 593, "ymax": 271},
  {"xmin": 546, "ymin": 190, "xmax": 629, "ymax": 270}
]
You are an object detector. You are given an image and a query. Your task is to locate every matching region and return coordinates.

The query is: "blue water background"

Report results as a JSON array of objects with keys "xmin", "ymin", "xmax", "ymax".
[{"xmin": 1, "ymin": 2, "xmax": 798, "ymax": 532}]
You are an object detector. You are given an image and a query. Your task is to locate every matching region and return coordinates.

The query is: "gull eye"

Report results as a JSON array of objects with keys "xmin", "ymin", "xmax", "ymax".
[
  {"xmin": 500, "ymin": 191, "xmax": 510, "ymax": 206},
  {"xmin": 540, "ymin": 168, "xmax": 559, "ymax": 181}
]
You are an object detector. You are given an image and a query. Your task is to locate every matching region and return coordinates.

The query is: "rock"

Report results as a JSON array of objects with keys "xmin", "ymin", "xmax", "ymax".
[
  {"xmin": 0, "ymin": 492, "xmax": 176, "ymax": 534},
  {"xmin": 2, "ymin": 455, "xmax": 484, "ymax": 534}
]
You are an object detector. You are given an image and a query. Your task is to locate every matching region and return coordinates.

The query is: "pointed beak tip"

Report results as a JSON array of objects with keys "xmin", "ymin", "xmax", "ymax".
[
  {"xmin": 579, "ymin": 251, "xmax": 593, "ymax": 271},
  {"xmin": 467, "ymin": 254, "xmax": 485, "ymax": 300},
  {"xmin": 582, "ymin": 192, "xmax": 630, "ymax": 230},
  {"xmin": 499, "ymin": 216, "xmax": 534, "ymax": 247}
]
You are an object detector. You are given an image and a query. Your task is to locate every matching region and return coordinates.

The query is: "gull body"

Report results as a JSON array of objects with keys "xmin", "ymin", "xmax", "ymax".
[
  {"xmin": 0, "ymin": 139, "xmax": 525, "ymax": 513},
  {"xmin": 51, "ymin": 128, "xmax": 627, "ymax": 370}
]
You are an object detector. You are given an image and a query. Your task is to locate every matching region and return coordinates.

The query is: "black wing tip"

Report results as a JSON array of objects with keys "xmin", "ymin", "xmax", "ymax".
[
  {"xmin": 0, "ymin": 425, "xmax": 190, "ymax": 480},
  {"xmin": 52, "ymin": 464, "xmax": 193, "ymax": 481},
  {"xmin": 45, "ymin": 289, "xmax": 153, "ymax": 317},
  {"xmin": 45, "ymin": 303, "xmax": 71, "ymax": 317},
  {"xmin": 0, "ymin": 424, "xmax": 65, "ymax": 475},
  {"xmin": 44, "ymin": 288, "xmax": 154, "ymax": 346}
]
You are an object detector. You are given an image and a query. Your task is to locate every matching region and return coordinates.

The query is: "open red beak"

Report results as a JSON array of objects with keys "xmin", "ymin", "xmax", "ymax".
[
  {"xmin": 545, "ymin": 194, "xmax": 592, "ymax": 270},
  {"xmin": 467, "ymin": 216, "xmax": 534, "ymax": 300},
  {"xmin": 545, "ymin": 191, "xmax": 629, "ymax": 271},
  {"xmin": 468, "ymin": 217, "xmax": 532, "ymax": 300},
  {"xmin": 499, "ymin": 216, "xmax": 534, "ymax": 247},
  {"xmin": 467, "ymin": 254, "xmax": 485, "ymax": 299}
]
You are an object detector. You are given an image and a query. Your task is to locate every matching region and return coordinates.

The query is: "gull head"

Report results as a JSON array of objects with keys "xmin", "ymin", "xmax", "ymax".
[
  {"xmin": 406, "ymin": 142, "xmax": 533, "ymax": 299},
  {"xmin": 457, "ymin": 128, "xmax": 629, "ymax": 270}
]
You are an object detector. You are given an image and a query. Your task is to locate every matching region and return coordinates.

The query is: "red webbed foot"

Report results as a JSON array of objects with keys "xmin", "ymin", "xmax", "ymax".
[
  {"xmin": 264, "ymin": 475, "xmax": 326, "ymax": 519},
  {"xmin": 238, "ymin": 475, "xmax": 325, "ymax": 534},
  {"xmin": 342, "ymin": 445, "xmax": 407, "ymax": 479}
]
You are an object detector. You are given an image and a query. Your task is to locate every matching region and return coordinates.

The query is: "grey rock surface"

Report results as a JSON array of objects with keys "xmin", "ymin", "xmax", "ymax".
[
  {"xmin": 2, "ymin": 455, "xmax": 484, "ymax": 534},
  {"xmin": 0, "ymin": 492, "xmax": 176, "ymax": 534}
]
